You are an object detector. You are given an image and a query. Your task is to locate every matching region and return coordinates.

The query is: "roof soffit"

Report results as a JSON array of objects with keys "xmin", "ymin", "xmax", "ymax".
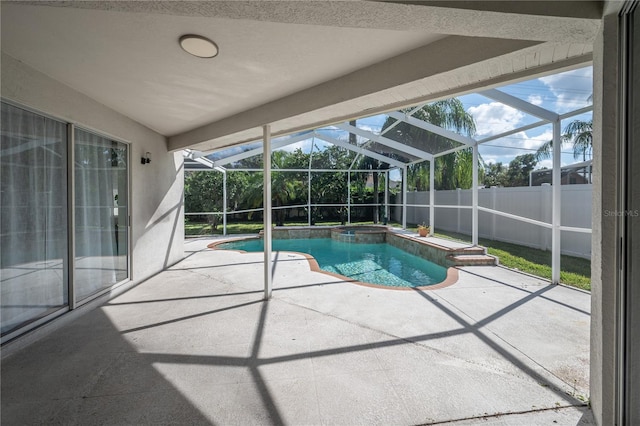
[
  {"xmin": 3, "ymin": 1, "xmax": 600, "ymax": 153},
  {"xmin": 24, "ymin": 1, "xmax": 601, "ymax": 43}
]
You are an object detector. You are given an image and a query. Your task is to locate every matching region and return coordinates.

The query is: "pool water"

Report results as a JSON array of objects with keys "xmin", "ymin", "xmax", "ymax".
[{"xmin": 218, "ymin": 238, "xmax": 447, "ymax": 288}]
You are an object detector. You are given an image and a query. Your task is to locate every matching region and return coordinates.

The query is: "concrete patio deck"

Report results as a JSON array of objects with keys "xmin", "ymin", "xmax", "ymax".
[{"xmin": 1, "ymin": 236, "xmax": 593, "ymax": 425}]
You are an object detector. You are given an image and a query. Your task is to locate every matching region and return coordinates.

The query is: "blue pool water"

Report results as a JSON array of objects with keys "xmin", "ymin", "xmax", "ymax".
[{"xmin": 218, "ymin": 238, "xmax": 447, "ymax": 288}]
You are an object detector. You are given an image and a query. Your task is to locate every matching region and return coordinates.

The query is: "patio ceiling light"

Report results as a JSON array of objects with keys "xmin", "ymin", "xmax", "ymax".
[{"xmin": 179, "ymin": 34, "xmax": 218, "ymax": 58}]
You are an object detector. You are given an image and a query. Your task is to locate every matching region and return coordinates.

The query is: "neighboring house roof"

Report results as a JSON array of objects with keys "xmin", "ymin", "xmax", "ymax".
[{"xmin": 530, "ymin": 160, "xmax": 593, "ymax": 186}]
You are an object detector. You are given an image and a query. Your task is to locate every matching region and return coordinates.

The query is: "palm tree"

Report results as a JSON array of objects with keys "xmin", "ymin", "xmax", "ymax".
[
  {"xmin": 240, "ymin": 150, "xmax": 309, "ymax": 226},
  {"xmin": 381, "ymin": 98, "xmax": 478, "ymax": 191},
  {"xmin": 535, "ymin": 118, "xmax": 593, "ymax": 162},
  {"xmin": 451, "ymin": 148, "xmax": 479, "ymax": 189},
  {"xmin": 413, "ymin": 99, "xmax": 476, "ymax": 137},
  {"xmin": 357, "ymin": 155, "xmax": 385, "ymax": 223},
  {"xmin": 564, "ymin": 119, "xmax": 593, "ymax": 161},
  {"xmin": 352, "ymin": 118, "xmax": 389, "ymax": 224}
]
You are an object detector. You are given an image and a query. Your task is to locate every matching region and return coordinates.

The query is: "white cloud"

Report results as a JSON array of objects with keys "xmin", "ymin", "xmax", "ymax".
[
  {"xmin": 538, "ymin": 67, "xmax": 593, "ymax": 112},
  {"xmin": 477, "ymin": 127, "xmax": 582, "ymax": 170},
  {"xmin": 524, "ymin": 129, "xmax": 553, "ymax": 150},
  {"xmin": 467, "ymin": 102, "xmax": 525, "ymax": 137},
  {"xmin": 483, "ymin": 128, "xmax": 552, "ymax": 150},
  {"xmin": 279, "ymin": 139, "xmax": 313, "ymax": 153},
  {"xmin": 358, "ymin": 124, "xmax": 378, "ymax": 134},
  {"xmin": 477, "ymin": 128, "xmax": 550, "ymax": 165},
  {"xmin": 528, "ymin": 94, "xmax": 543, "ymax": 106},
  {"xmin": 537, "ymin": 159, "xmax": 553, "ymax": 169},
  {"xmin": 277, "ymin": 137, "xmax": 333, "ymax": 153},
  {"xmin": 479, "ymin": 154, "xmax": 503, "ymax": 165}
]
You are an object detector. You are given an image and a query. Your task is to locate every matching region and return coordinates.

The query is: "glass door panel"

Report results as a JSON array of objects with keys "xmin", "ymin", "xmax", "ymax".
[
  {"xmin": 74, "ymin": 129, "xmax": 128, "ymax": 301},
  {"xmin": 624, "ymin": 4, "xmax": 640, "ymax": 423},
  {"xmin": 1, "ymin": 103, "xmax": 68, "ymax": 336}
]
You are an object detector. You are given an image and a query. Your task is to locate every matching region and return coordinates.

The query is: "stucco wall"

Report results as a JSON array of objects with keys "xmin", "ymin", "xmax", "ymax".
[
  {"xmin": 1, "ymin": 52, "xmax": 184, "ymax": 284},
  {"xmin": 591, "ymin": 13, "xmax": 620, "ymax": 426}
]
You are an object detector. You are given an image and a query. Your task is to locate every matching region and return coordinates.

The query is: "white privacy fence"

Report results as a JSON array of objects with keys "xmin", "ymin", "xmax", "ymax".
[{"xmin": 394, "ymin": 184, "xmax": 592, "ymax": 258}]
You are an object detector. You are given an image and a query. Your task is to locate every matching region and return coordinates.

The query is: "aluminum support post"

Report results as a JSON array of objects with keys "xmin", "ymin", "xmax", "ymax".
[
  {"xmin": 385, "ymin": 170, "xmax": 389, "ymax": 224},
  {"xmin": 551, "ymin": 119, "xmax": 562, "ymax": 284},
  {"xmin": 347, "ymin": 171, "xmax": 351, "ymax": 224},
  {"xmin": 308, "ymin": 171, "xmax": 311, "ymax": 226},
  {"xmin": 263, "ymin": 125, "xmax": 273, "ymax": 299},
  {"xmin": 402, "ymin": 167, "xmax": 407, "ymax": 229},
  {"xmin": 472, "ymin": 144, "xmax": 479, "ymax": 245},
  {"xmin": 308, "ymin": 143, "xmax": 313, "ymax": 226},
  {"xmin": 430, "ymin": 160, "xmax": 435, "ymax": 236},
  {"xmin": 67, "ymin": 123, "xmax": 76, "ymax": 309},
  {"xmin": 223, "ymin": 170, "xmax": 227, "ymax": 236}
]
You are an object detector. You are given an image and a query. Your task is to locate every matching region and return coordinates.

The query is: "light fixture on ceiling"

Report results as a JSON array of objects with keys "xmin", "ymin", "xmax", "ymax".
[{"xmin": 179, "ymin": 34, "xmax": 218, "ymax": 58}]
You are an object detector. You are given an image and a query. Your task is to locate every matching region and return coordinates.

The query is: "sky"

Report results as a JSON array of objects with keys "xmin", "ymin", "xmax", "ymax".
[
  {"xmin": 208, "ymin": 66, "xmax": 593, "ymax": 173},
  {"xmin": 462, "ymin": 65, "xmax": 593, "ymax": 169}
]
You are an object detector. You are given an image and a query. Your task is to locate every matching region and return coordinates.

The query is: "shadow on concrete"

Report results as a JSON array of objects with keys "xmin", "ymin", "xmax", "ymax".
[
  {"xmin": 411, "ymin": 286, "xmax": 585, "ymax": 405},
  {"xmin": 2, "ymin": 251, "xmax": 590, "ymax": 425},
  {"xmin": 458, "ymin": 267, "xmax": 591, "ymax": 316},
  {"xmin": 1, "ymin": 310, "xmax": 213, "ymax": 424},
  {"xmin": 105, "ymin": 280, "xmax": 352, "ymax": 307}
]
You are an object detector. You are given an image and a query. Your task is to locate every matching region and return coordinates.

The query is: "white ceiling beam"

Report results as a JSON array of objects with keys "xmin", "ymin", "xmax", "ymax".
[
  {"xmin": 410, "ymin": 1, "xmax": 603, "ymax": 20},
  {"xmin": 379, "ymin": 103, "xmax": 427, "ymax": 137},
  {"xmin": 407, "ymin": 158, "xmax": 430, "ymax": 167},
  {"xmin": 477, "ymin": 119, "xmax": 549, "ymax": 144},
  {"xmin": 480, "ymin": 88, "xmax": 559, "ymax": 122},
  {"xmin": 185, "ymin": 53, "xmax": 592, "ymax": 153},
  {"xmin": 213, "ymin": 133, "xmax": 312, "ymax": 166},
  {"xmin": 212, "ymin": 140, "xmax": 285, "ymax": 166},
  {"xmin": 169, "ymin": 36, "xmax": 541, "ymax": 152},
  {"xmin": 335, "ymin": 123, "xmax": 433, "ymax": 161},
  {"xmin": 183, "ymin": 150, "xmax": 215, "ymax": 168},
  {"xmin": 433, "ymin": 145, "xmax": 471, "ymax": 159},
  {"xmin": 386, "ymin": 110, "xmax": 477, "ymax": 146},
  {"xmin": 193, "ymin": 157, "xmax": 214, "ymax": 169},
  {"xmin": 349, "ymin": 153, "xmax": 361, "ymax": 171},
  {"xmin": 314, "ymin": 133, "xmax": 405, "ymax": 169},
  {"xmin": 47, "ymin": 1, "xmax": 601, "ymax": 43},
  {"xmin": 183, "ymin": 149, "xmax": 206, "ymax": 160},
  {"xmin": 560, "ymin": 105, "xmax": 593, "ymax": 120}
]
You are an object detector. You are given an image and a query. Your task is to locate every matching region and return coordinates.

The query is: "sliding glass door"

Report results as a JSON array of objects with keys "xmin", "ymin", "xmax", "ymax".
[
  {"xmin": 1, "ymin": 102, "xmax": 130, "ymax": 339},
  {"xmin": 623, "ymin": 3, "xmax": 640, "ymax": 423},
  {"xmin": 74, "ymin": 129, "xmax": 129, "ymax": 302},
  {"xmin": 0, "ymin": 103, "xmax": 69, "ymax": 335}
]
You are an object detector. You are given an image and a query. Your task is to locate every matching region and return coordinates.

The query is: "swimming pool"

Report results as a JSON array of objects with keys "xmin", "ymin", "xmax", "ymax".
[{"xmin": 216, "ymin": 238, "xmax": 449, "ymax": 288}]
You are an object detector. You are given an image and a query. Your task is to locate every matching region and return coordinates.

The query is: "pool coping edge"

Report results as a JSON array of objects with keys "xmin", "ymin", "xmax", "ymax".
[{"xmin": 206, "ymin": 237, "xmax": 459, "ymax": 291}]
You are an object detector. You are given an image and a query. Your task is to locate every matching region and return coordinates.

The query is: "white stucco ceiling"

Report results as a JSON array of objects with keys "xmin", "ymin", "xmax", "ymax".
[
  {"xmin": 0, "ymin": 1, "xmax": 601, "ymax": 153},
  {"xmin": 1, "ymin": 3, "xmax": 443, "ymax": 135}
]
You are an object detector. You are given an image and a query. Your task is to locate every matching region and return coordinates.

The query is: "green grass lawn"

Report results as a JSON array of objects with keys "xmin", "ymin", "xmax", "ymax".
[
  {"xmin": 185, "ymin": 221, "xmax": 264, "ymax": 235},
  {"xmin": 429, "ymin": 229, "xmax": 591, "ymax": 291},
  {"xmin": 186, "ymin": 220, "xmax": 590, "ymax": 291}
]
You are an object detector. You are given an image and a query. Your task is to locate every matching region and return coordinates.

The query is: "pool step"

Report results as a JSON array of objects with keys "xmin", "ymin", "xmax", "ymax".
[
  {"xmin": 447, "ymin": 253, "xmax": 498, "ymax": 266},
  {"xmin": 447, "ymin": 246, "xmax": 487, "ymax": 256}
]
